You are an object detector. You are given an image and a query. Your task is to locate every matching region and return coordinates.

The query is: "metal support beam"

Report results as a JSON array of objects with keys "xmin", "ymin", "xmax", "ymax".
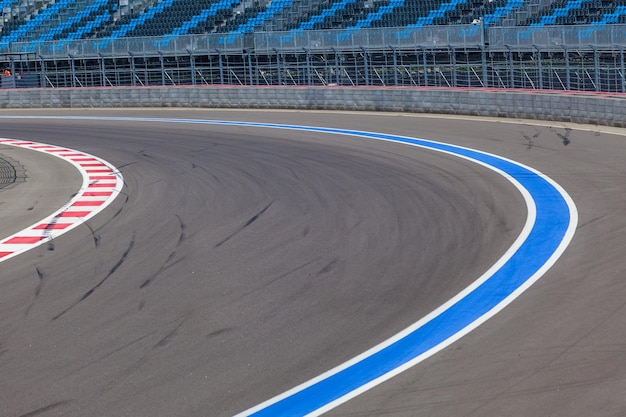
[
  {"xmin": 217, "ymin": 50, "xmax": 224, "ymax": 85},
  {"xmin": 619, "ymin": 46, "xmax": 626, "ymax": 93},
  {"xmin": 247, "ymin": 51, "xmax": 253, "ymax": 85},
  {"xmin": 564, "ymin": 46, "xmax": 571, "ymax": 91},
  {"xmin": 188, "ymin": 50, "xmax": 196, "ymax": 85},
  {"xmin": 390, "ymin": 46, "xmax": 398, "ymax": 86},
  {"xmin": 9, "ymin": 56, "xmax": 15, "ymax": 78},
  {"xmin": 361, "ymin": 46, "xmax": 369, "ymax": 86},
  {"xmin": 273, "ymin": 48, "xmax": 282, "ymax": 85},
  {"xmin": 98, "ymin": 53, "xmax": 106, "ymax": 87},
  {"xmin": 450, "ymin": 46, "xmax": 457, "ymax": 87},
  {"xmin": 534, "ymin": 45, "xmax": 543, "ymax": 90},
  {"xmin": 305, "ymin": 48, "xmax": 311, "ymax": 86},
  {"xmin": 592, "ymin": 46, "xmax": 600, "ymax": 92},
  {"xmin": 481, "ymin": 44, "xmax": 488, "ymax": 87},
  {"xmin": 332, "ymin": 47, "xmax": 340, "ymax": 85},
  {"xmin": 129, "ymin": 52, "xmax": 136, "ymax": 87},
  {"xmin": 506, "ymin": 46, "xmax": 514, "ymax": 88},
  {"xmin": 38, "ymin": 54, "xmax": 46, "ymax": 88},
  {"xmin": 422, "ymin": 48, "xmax": 428, "ymax": 87},
  {"xmin": 159, "ymin": 52, "xmax": 165, "ymax": 86},
  {"xmin": 69, "ymin": 54, "xmax": 76, "ymax": 88}
]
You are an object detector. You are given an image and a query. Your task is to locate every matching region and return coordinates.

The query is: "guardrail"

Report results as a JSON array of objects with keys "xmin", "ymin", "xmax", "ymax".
[{"xmin": 5, "ymin": 24, "xmax": 626, "ymax": 57}]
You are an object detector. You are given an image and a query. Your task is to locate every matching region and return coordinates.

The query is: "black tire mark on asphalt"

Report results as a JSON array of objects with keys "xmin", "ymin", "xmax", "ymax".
[
  {"xmin": 16, "ymin": 400, "xmax": 72, "ymax": 417},
  {"xmin": 276, "ymin": 258, "xmax": 320, "ymax": 282},
  {"xmin": 153, "ymin": 314, "xmax": 189, "ymax": 349},
  {"xmin": 215, "ymin": 201, "xmax": 274, "ymax": 248},
  {"xmin": 92, "ymin": 331, "xmax": 159, "ymax": 365},
  {"xmin": 80, "ymin": 237, "xmax": 135, "ymax": 301},
  {"xmin": 207, "ymin": 327, "xmax": 236, "ymax": 340},
  {"xmin": 116, "ymin": 161, "xmax": 138, "ymax": 170},
  {"xmin": 521, "ymin": 127, "xmax": 541, "ymax": 150},
  {"xmin": 550, "ymin": 126, "xmax": 572, "ymax": 146},
  {"xmin": 139, "ymin": 255, "xmax": 186, "ymax": 289},
  {"xmin": 83, "ymin": 193, "xmax": 129, "ymax": 241},
  {"xmin": 191, "ymin": 162, "xmax": 223, "ymax": 185},
  {"xmin": 83, "ymin": 222, "xmax": 101, "ymax": 247},
  {"xmin": 35, "ymin": 267, "xmax": 44, "ymax": 296},
  {"xmin": 25, "ymin": 267, "xmax": 45, "ymax": 317},
  {"xmin": 175, "ymin": 214, "xmax": 186, "ymax": 244},
  {"xmin": 139, "ymin": 215, "xmax": 187, "ymax": 289},
  {"xmin": 577, "ymin": 214, "xmax": 606, "ymax": 230},
  {"xmin": 52, "ymin": 236, "xmax": 135, "ymax": 321},
  {"xmin": 228, "ymin": 258, "xmax": 322, "ymax": 304},
  {"xmin": 317, "ymin": 258, "xmax": 339, "ymax": 276}
]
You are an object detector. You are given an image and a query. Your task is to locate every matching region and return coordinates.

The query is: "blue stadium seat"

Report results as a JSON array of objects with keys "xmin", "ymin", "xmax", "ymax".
[
  {"xmin": 219, "ymin": 0, "xmax": 295, "ymax": 44},
  {"xmin": 22, "ymin": 0, "xmax": 112, "ymax": 52},
  {"xmin": 3, "ymin": 0, "xmax": 626, "ymax": 51},
  {"xmin": 96, "ymin": 0, "xmax": 178, "ymax": 49},
  {"xmin": 51, "ymin": 3, "xmax": 118, "ymax": 52},
  {"xmin": 531, "ymin": 0, "xmax": 594, "ymax": 26},
  {"xmin": 0, "ymin": 0, "xmax": 78, "ymax": 49},
  {"xmin": 155, "ymin": 0, "xmax": 242, "ymax": 47}
]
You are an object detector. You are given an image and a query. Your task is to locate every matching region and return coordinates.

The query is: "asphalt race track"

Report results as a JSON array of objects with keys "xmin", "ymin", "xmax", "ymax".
[{"xmin": 1, "ymin": 109, "xmax": 625, "ymax": 417}]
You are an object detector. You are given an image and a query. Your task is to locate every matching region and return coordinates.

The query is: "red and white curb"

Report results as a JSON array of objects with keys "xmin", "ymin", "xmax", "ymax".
[{"xmin": 0, "ymin": 138, "xmax": 123, "ymax": 262}]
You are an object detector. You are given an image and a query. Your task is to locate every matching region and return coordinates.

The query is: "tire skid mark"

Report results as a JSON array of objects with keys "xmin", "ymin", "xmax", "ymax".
[
  {"xmin": 215, "ymin": 200, "xmax": 274, "ymax": 248},
  {"xmin": 175, "ymin": 214, "xmax": 186, "ymax": 244},
  {"xmin": 16, "ymin": 400, "xmax": 72, "ymax": 417},
  {"xmin": 139, "ymin": 215, "xmax": 187, "ymax": 289},
  {"xmin": 52, "ymin": 237, "xmax": 135, "ymax": 321},
  {"xmin": 0, "ymin": 138, "xmax": 123, "ymax": 264},
  {"xmin": 153, "ymin": 314, "xmax": 188, "ymax": 349},
  {"xmin": 34, "ymin": 266, "xmax": 44, "ymax": 295},
  {"xmin": 139, "ymin": 254, "xmax": 186, "ymax": 289},
  {"xmin": 24, "ymin": 266, "xmax": 45, "ymax": 317}
]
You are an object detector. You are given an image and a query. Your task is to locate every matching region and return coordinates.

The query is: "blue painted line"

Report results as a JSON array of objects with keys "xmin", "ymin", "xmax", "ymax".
[{"xmin": 0, "ymin": 115, "xmax": 577, "ymax": 416}]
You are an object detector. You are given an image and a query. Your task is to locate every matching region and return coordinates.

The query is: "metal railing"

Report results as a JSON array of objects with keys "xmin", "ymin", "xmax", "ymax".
[{"xmin": 1, "ymin": 25, "xmax": 626, "ymax": 92}]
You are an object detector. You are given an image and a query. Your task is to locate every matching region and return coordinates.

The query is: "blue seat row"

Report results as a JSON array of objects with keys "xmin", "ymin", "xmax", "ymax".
[
  {"xmin": 531, "ymin": 0, "xmax": 593, "ymax": 26},
  {"xmin": 156, "ymin": 0, "xmax": 242, "ymax": 47},
  {"xmin": 219, "ymin": 0, "xmax": 294, "ymax": 44},
  {"xmin": 297, "ymin": 0, "xmax": 359, "ymax": 30},
  {"xmin": 21, "ymin": 0, "xmax": 112, "ymax": 52},
  {"xmin": 0, "ymin": 0, "xmax": 19, "ymax": 9},
  {"xmin": 0, "ymin": 0, "xmax": 78, "ymax": 50},
  {"xmin": 3, "ymin": 0, "xmax": 626, "ymax": 52},
  {"xmin": 96, "ymin": 0, "xmax": 178, "ymax": 49},
  {"xmin": 50, "ymin": 4, "xmax": 117, "ymax": 52}
]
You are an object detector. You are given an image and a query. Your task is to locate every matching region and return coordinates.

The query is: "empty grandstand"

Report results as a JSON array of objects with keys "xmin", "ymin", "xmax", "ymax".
[{"xmin": 1, "ymin": 0, "xmax": 626, "ymax": 91}]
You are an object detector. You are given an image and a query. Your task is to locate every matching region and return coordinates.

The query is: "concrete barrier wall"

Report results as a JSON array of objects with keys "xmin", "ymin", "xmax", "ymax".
[{"xmin": 1, "ymin": 86, "xmax": 626, "ymax": 127}]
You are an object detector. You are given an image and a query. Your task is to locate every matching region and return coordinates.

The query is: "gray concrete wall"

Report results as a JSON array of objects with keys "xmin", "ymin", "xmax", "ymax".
[{"xmin": 1, "ymin": 86, "xmax": 626, "ymax": 127}]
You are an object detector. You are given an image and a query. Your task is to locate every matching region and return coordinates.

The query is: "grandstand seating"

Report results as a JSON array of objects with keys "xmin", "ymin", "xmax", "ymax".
[
  {"xmin": 2, "ymin": 0, "xmax": 626, "ymax": 52},
  {"xmin": 49, "ymin": 2, "xmax": 117, "ymax": 51},
  {"xmin": 21, "ymin": 0, "xmax": 118, "ymax": 52},
  {"xmin": 156, "ymin": 0, "xmax": 243, "ymax": 47},
  {"xmin": 526, "ymin": 0, "xmax": 626, "ymax": 25},
  {"xmin": 0, "ymin": 0, "xmax": 81, "ymax": 50},
  {"xmin": 293, "ymin": 0, "xmax": 365, "ymax": 31},
  {"xmin": 219, "ymin": 0, "xmax": 294, "ymax": 44}
]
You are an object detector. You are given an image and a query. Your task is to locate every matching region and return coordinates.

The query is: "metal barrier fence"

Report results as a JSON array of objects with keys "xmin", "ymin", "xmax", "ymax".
[{"xmin": 1, "ymin": 25, "xmax": 626, "ymax": 92}]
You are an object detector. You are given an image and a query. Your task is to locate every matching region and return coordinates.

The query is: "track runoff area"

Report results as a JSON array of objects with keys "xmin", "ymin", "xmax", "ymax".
[{"xmin": 0, "ymin": 116, "xmax": 577, "ymax": 416}]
